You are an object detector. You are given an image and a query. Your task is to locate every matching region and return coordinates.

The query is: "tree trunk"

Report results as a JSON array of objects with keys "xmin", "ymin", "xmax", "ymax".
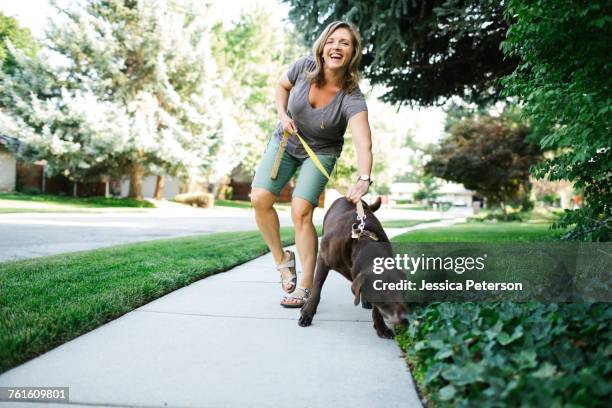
[
  {"xmin": 501, "ymin": 200, "xmax": 508, "ymax": 221},
  {"xmin": 129, "ymin": 163, "xmax": 145, "ymax": 200},
  {"xmin": 153, "ymin": 175, "xmax": 164, "ymax": 200},
  {"xmin": 72, "ymin": 181, "xmax": 78, "ymax": 198}
]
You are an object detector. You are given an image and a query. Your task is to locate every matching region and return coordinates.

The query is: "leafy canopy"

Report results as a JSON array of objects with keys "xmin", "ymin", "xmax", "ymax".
[
  {"xmin": 500, "ymin": 0, "xmax": 612, "ymax": 240},
  {"xmin": 283, "ymin": 0, "xmax": 518, "ymax": 106}
]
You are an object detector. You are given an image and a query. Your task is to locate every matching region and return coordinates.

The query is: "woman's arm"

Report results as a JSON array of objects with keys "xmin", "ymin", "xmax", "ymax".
[
  {"xmin": 276, "ymin": 73, "xmax": 297, "ymax": 134},
  {"xmin": 345, "ymin": 110, "xmax": 373, "ymax": 204}
]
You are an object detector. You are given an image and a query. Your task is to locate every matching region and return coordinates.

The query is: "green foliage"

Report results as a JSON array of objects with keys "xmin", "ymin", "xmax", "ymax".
[
  {"xmin": 413, "ymin": 175, "xmax": 440, "ymax": 207},
  {"xmin": 500, "ymin": 0, "xmax": 612, "ymax": 241},
  {"xmin": 396, "ymin": 302, "xmax": 612, "ymax": 407},
  {"xmin": 0, "ymin": 192, "xmax": 154, "ymax": 208},
  {"xmin": 0, "ymin": 12, "xmax": 37, "ymax": 74},
  {"xmin": 284, "ymin": 0, "xmax": 518, "ymax": 106},
  {"xmin": 212, "ymin": 10, "xmax": 306, "ymax": 179},
  {"xmin": 425, "ymin": 107, "xmax": 541, "ymax": 219}
]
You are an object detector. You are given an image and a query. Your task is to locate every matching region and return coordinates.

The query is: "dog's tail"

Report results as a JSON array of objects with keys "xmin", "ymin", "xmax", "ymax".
[{"xmin": 368, "ymin": 196, "xmax": 382, "ymax": 212}]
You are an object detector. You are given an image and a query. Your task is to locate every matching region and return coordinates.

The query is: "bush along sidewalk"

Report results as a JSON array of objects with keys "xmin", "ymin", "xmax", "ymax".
[
  {"xmin": 396, "ymin": 302, "xmax": 612, "ymax": 407},
  {"xmin": 0, "ymin": 227, "xmax": 300, "ymax": 374}
]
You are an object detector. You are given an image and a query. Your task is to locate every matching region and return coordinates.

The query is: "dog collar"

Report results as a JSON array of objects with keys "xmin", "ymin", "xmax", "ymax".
[{"xmin": 351, "ymin": 225, "xmax": 379, "ymax": 241}]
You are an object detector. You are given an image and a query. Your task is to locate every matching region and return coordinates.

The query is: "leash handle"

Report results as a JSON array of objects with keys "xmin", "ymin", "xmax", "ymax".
[{"xmin": 270, "ymin": 132, "xmax": 289, "ymax": 180}]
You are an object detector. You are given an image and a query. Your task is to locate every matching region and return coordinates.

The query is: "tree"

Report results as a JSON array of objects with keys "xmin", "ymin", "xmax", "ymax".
[
  {"xmin": 500, "ymin": 0, "xmax": 612, "ymax": 241},
  {"xmin": 211, "ymin": 8, "xmax": 305, "ymax": 185},
  {"xmin": 425, "ymin": 108, "xmax": 541, "ymax": 220},
  {"xmin": 0, "ymin": 0, "xmax": 232, "ymax": 199},
  {"xmin": 283, "ymin": 0, "xmax": 519, "ymax": 106},
  {"xmin": 413, "ymin": 175, "xmax": 440, "ymax": 207},
  {"xmin": 0, "ymin": 12, "xmax": 37, "ymax": 75}
]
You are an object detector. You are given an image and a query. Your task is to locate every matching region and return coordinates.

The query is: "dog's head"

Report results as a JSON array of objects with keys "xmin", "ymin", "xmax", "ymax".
[{"xmin": 351, "ymin": 270, "xmax": 409, "ymax": 325}]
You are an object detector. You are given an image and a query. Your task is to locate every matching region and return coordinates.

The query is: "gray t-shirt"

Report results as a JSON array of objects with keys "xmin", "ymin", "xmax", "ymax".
[{"xmin": 274, "ymin": 56, "xmax": 368, "ymax": 158}]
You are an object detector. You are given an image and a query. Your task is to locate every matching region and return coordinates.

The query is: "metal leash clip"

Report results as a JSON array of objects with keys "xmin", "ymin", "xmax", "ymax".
[{"xmin": 352, "ymin": 212, "xmax": 367, "ymax": 239}]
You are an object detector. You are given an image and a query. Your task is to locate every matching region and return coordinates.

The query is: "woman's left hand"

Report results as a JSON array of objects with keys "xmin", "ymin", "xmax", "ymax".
[{"xmin": 345, "ymin": 180, "xmax": 369, "ymax": 204}]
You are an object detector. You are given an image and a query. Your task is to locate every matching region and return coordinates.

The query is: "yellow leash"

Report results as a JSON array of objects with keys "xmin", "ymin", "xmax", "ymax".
[
  {"xmin": 270, "ymin": 130, "xmax": 366, "ymax": 220},
  {"xmin": 271, "ymin": 131, "xmax": 331, "ymax": 180}
]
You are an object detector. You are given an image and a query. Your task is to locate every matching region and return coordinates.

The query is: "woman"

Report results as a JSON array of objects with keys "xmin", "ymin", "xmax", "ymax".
[{"xmin": 250, "ymin": 21, "xmax": 373, "ymax": 307}]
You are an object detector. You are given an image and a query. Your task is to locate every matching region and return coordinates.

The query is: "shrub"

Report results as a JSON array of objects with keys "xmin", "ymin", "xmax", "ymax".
[
  {"xmin": 174, "ymin": 192, "xmax": 214, "ymax": 208},
  {"xmin": 397, "ymin": 302, "xmax": 612, "ymax": 407}
]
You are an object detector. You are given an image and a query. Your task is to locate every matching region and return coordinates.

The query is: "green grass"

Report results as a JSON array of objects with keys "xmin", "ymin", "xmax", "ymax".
[
  {"xmin": 0, "ymin": 193, "xmax": 154, "ymax": 209},
  {"xmin": 390, "ymin": 221, "xmax": 610, "ymax": 407},
  {"xmin": 391, "ymin": 204, "xmax": 429, "ymax": 211},
  {"xmin": 0, "ymin": 227, "xmax": 298, "ymax": 374},
  {"xmin": 382, "ymin": 219, "xmax": 440, "ymax": 228},
  {"xmin": 0, "ymin": 208, "xmax": 105, "ymax": 214},
  {"xmin": 213, "ymin": 199, "xmax": 253, "ymax": 208},
  {"xmin": 392, "ymin": 222, "xmax": 565, "ymax": 243},
  {"xmin": 215, "ymin": 198, "xmax": 291, "ymax": 210}
]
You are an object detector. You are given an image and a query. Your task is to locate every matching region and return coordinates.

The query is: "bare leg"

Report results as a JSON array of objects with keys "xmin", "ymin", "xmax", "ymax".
[
  {"xmin": 251, "ymin": 187, "xmax": 294, "ymax": 291},
  {"xmin": 291, "ymin": 197, "xmax": 317, "ymax": 290}
]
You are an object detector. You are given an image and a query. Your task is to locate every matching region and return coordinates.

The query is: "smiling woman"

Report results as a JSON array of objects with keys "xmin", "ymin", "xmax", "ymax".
[{"xmin": 250, "ymin": 21, "xmax": 373, "ymax": 308}]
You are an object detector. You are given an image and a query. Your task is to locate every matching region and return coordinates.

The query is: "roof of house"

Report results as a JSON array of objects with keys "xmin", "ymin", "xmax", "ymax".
[{"xmin": 0, "ymin": 134, "xmax": 21, "ymax": 152}]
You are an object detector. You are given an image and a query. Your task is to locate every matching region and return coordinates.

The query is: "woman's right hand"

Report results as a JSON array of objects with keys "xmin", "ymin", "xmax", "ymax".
[{"xmin": 280, "ymin": 114, "xmax": 297, "ymax": 135}]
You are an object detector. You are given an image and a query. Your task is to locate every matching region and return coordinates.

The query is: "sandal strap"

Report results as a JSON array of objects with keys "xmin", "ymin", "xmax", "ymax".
[
  {"xmin": 282, "ymin": 287, "xmax": 310, "ymax": 301},
  {"xmin": 281, "ymin": 275, "xmax": 297, "ymax": 285},
  {"xmin": 276, "ymin": 250, "xmax": 296, "ymax": 270}
]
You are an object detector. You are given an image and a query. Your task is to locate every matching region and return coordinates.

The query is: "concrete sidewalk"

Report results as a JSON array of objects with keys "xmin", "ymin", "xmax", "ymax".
[{"xmin": 0, "ymin": 237, "xmax": 426, "ymax": 407}]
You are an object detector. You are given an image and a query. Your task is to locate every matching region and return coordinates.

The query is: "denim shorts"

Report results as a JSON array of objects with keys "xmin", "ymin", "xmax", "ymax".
[{"xmin": 251, "ymin": 137, "xmax": 337, "ymax": 207}]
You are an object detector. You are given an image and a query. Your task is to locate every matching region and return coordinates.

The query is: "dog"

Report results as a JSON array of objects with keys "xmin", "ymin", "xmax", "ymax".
[{"xmin": 298, "ymin": 197, "xmax": 409, "ymax": 338}]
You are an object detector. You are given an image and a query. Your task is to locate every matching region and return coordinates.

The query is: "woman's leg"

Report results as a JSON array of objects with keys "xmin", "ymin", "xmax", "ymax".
[
  {"xmin": 250, "ymin": 137, "xmax": 300, "ymax": 291},
  {"xmin": 290, "ymin": 197, "xmax": 317, "ymax": 289},
  {"xmin": 281, "ymin": 154, "xmax": 336, "ymax": 305},
  {"xmin": 250, "ymin": 187, "xmax": 285, "ymax": 265}
]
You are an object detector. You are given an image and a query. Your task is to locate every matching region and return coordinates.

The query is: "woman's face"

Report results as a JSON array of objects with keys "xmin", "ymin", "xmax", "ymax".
[{"xmin": 322, "ymin": 27, "xmax": 354, "ymax": 70}]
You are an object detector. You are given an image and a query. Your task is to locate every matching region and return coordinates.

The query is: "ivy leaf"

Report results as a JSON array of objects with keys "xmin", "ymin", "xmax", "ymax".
[
  {"xmin": 439, "ymin": 384, "xmax": 456, "ymax": 401},
  {"xmin": 531, "ymin": 362, "xmax": 557, "ymax": 378},
  {"xmin": 497, "ymin": 325, "xmax": 524, "ymax": 346}
]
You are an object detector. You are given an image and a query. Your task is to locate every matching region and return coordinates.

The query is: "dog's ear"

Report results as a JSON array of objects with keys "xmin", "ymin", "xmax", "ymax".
[
  {"xmin": 351, "ymin": 273, "xmax": 367, "ymax": 306},
  {"xmin": 368, "ymin": 196, "xmax": 382, "ymax": 212}
]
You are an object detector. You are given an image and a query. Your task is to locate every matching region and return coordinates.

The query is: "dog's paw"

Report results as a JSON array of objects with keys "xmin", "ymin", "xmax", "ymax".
[
  {"xmin": 375, "ymin": 325, "xmax": 395, "ymax": 339},
  {"xmin": 298, "ymin": 313, "xmax": 313, "ymax": 327}
]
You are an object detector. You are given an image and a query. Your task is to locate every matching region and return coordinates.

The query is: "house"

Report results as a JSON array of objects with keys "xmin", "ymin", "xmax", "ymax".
[
  {"xmin": 0, "ymin": 134, "xmax": 20, "ymax": 192},
  {"xmin": 390, "ymin": 180, "xmax": 475, "ymax": 206},
  {"xmin": 436, "ymin": 182, "xmax": 475, "ymax": 207}
]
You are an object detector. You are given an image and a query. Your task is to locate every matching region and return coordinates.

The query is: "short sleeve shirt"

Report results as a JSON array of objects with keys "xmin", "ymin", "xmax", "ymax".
[{"xmin": 274, "ymin": 56, "xmax": 368, "ymax": 158}]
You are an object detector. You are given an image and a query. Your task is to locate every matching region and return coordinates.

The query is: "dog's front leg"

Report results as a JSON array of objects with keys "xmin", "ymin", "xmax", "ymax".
[
  {"xmin": 372, "ymin": 307, "xmax": 394, "ymax": 339},
  {"xmin": 299, "ymin": 255, "xmax": 330, "ymax": 327}
]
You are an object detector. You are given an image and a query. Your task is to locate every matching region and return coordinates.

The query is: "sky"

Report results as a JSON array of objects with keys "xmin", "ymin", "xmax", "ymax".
[{"xmin": 0, "ymin": 0, "xmax": 446, "ymax": 144}]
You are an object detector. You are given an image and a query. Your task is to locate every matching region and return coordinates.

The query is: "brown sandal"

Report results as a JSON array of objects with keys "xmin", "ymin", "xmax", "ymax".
[
  {"xmin": 280, "ymin": 287, "xmax": 311, "ymax": 308},
  {"xmin": 277, "ymin": 250, "xmax": 297, "ymax": 293}
]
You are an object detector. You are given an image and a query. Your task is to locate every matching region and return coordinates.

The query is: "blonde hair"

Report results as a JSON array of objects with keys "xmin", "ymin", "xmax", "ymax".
[{"xmin": 307, "ymin": 21, "xmax": 363, "ymax": 93}]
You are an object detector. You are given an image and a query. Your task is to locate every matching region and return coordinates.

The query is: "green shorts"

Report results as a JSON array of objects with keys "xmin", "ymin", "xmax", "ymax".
[{"xmin": 251, "ymin": 137, "xmax": 337, "ymax": 207}]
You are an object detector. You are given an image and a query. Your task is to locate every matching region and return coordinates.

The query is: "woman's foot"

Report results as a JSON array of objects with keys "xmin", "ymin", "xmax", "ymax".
[
  {"xmin": 280, "ymin": 287, "xmax": 311, "ymax": 308},
  {"xmin": 277, "ymin": 250, "xmax": 297, "ymax": 293}
]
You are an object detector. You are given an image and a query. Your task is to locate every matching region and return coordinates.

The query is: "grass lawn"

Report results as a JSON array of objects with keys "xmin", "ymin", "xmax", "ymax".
[
  {"xmin": 390, "ymin": 221, "xmax": 610, "ymax": 407},
  {"xmin": 392, "ymin": 221, "xmax": 565, "ymax": 243},
  {"xmin": 0, "ymin": 192, "xmax": 154, "ymax": 212},
  {"xmin": 0, "ymin": 227, "xmax": 298, "ymax": 374},
  {"xmin": 215, "ymin": 198, "xmax": 291, "ymax": 211},
  {"xmin": 0, "ymin": 208, "xmax": 96, "ymax": 214},
  {"xmin": 382, "ymin": 219, "xmax": 440, "ymax": 229}
]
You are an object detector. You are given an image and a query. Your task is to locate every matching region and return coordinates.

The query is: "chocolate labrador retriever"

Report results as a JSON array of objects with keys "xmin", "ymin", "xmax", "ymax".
[{"xmin": 298, "ymin": 197, "xmax": 409, "ymax": 338}]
